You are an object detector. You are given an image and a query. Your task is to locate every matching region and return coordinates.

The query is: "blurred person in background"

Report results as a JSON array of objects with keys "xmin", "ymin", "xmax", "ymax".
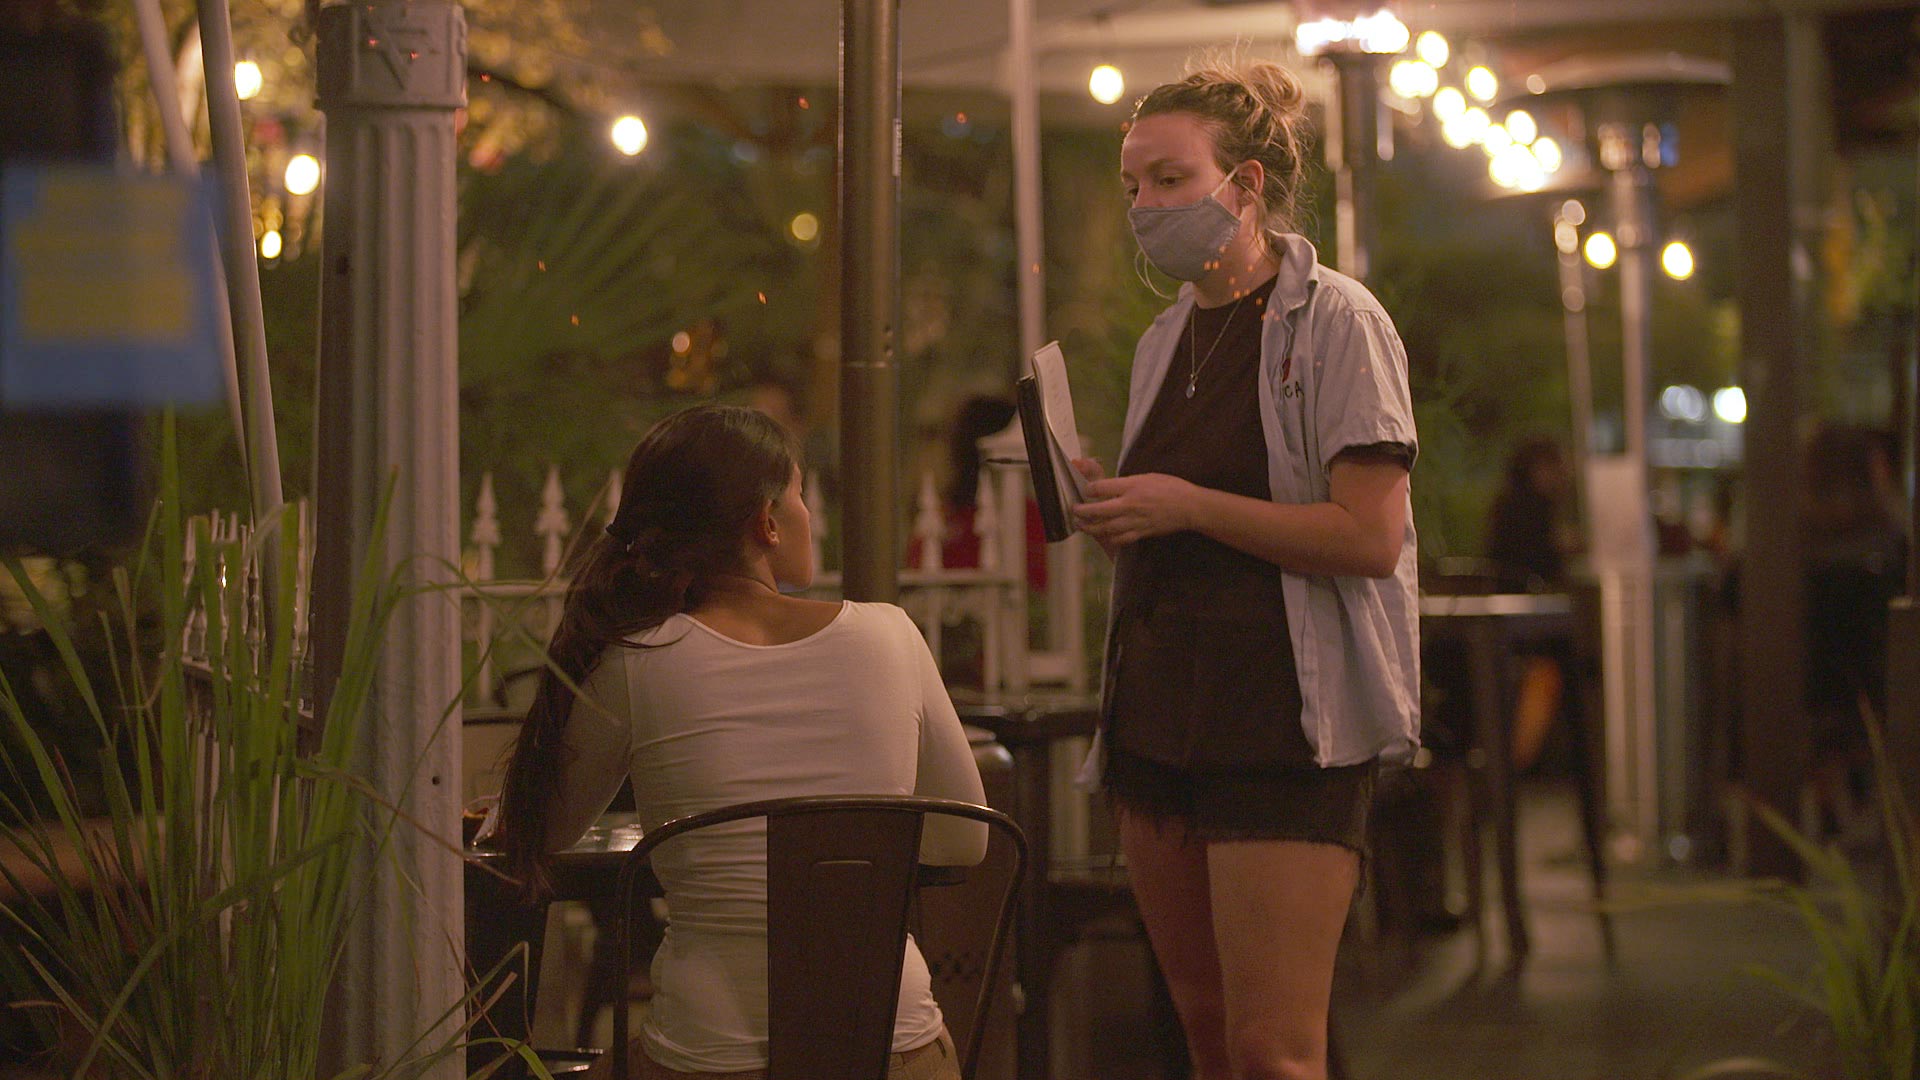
[
  {"xmin": 1483, "ymin": 437, "xmax": 1580, "ymax": 771},
  {"xmin": 1801, "ymin": 423, "xmax": 1908, "ymax": 835}
]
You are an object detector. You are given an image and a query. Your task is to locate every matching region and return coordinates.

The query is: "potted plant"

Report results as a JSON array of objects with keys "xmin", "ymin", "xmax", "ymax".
[
  {"xmin": 1674, "ymin": 709, "xmax": 1918, "ymax": 1080},
  {"xmin": 0, "ymin": 422, "xmax": 534, "ymax": 1078}
]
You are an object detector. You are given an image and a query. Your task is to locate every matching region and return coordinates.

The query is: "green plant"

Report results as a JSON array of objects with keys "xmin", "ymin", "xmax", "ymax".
[
  {"xmin": 0, "ymin": 420, "xmax": 538, "ymax": 1079},
  {"xmin": 1744, "ymin": 711, "xmax": 1920, "ymax": 1080}
]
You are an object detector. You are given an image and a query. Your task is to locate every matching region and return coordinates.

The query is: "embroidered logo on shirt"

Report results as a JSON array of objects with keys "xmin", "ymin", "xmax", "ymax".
[{"xmin": 1279, "ymin": 350, "xmax": 1303, "ymax": 398}]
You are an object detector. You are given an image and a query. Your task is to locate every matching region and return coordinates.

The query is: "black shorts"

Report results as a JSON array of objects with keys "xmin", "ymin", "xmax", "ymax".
[{"xmin": 1103, "ymin": 741, "xmax": 1378, "ymax": 858}]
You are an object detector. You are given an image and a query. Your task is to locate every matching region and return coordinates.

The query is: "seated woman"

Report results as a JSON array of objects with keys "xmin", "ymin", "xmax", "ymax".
[{"xmin": 496, "ymin": 404, "xmax": 988, "ymax": 1080}]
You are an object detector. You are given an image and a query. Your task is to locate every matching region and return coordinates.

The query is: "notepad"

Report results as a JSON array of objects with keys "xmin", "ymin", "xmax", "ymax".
[{"xmin": 1015, "ymin": 341, "xmax": 1090, "ymax": 542}]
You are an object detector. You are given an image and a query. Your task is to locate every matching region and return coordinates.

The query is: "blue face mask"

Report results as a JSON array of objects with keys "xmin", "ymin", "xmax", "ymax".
[{"xmin": 1127, "ymin": 169, "xmax": 1244, "ymax": 281}]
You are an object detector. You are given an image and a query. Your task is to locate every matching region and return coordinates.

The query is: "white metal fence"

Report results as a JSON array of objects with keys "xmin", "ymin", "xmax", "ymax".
[{"xmin": 185, "ymin": 433, "xmax": 1089, "ymax": 708}]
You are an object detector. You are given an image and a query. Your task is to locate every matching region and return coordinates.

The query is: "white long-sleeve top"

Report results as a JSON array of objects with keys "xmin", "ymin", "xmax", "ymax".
[{"xmin": 546, "ymin": 600, "xmax": 988, "ymax": 1073}]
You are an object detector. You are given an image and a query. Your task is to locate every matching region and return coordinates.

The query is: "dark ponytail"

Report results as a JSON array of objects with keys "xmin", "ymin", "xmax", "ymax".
[{"xmin": 496, "ymin": 405, "xmax": 796, "ymax": 896}]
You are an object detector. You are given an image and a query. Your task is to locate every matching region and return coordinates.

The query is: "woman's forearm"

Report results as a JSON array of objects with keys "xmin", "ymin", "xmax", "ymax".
[{"xmin": 1188, "ymin": 486, "xmax": 1401, "ymax": 578}]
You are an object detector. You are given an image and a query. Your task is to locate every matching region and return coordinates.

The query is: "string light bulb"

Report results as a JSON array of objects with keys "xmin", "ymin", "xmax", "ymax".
[
  {"xmin": 1532, "ymin": 136, "xmax": 1564, "ymax": 174},
  {"xmin": 1662, "ymin": 240, "xmax": 1695, "ymax": 280},
  {"xmin": 611, "ymin": 115, "xmax": 649, "ymax": 156},
  {"xmin": 1089, "ymin": 64, "xmax": 1125, "ymax": 105},
  {"xmin": 1388, "ymin": 60, "xmax": 1438, "ymax": 99},
  {"xmin": 1584, "ymin": 231, "xmax": 1617, "ymax": 270},
  {"xmin": 1713, "ymin": 386, "xmax": 1747, "ymax": 424},
  {"xmin": 1466, "ymin": 65, "xmax": 1498, "ymax": 102},
  {"xmin": 284, "ymin": 154, "xmax": 320, "ymax": 196},
  {"xmin": 1504, "ymin": 109, "xmax": 1537, "ymax": 145},
  {"xmin": 1415, "ymin": 31, "xmax": 1450, "ymax": 68},
  {"xmin": 234, "ymin": 61, "xmax": 263, "ymax": 101}
]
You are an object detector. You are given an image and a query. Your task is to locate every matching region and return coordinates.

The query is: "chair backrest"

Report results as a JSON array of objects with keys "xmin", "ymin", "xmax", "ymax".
[{"xmin": 613, "ymin": 795, "xmax": 1024, "ymax": 1080}]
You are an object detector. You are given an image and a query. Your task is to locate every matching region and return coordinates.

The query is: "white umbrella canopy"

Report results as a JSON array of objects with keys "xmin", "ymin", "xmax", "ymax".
[
  {"xmin": 578, "ymin": 0, "xmax": 1910, "ymax": 101},
  {"xmin": 585, "ymin": 0, "xmax": 1319, "ymax": 102}
]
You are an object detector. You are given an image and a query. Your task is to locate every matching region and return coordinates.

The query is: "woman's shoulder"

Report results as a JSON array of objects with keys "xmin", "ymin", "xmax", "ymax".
[
  {"xmin": 1305, "ymin": 265, "xmax": 1391, "ymax": 323},
  {"xmin": 836, "ymin": 600, "xmax": 919, "ymax": 635},
  {"xmin": 627, "ymin": 614, "xmax": 694, "ymax": 648}
]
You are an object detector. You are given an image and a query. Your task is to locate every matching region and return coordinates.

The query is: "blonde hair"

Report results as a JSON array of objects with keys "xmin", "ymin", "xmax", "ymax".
[{"xmin": 1133, "ymin": 56, "xmax": 1313, "ymax": 240}]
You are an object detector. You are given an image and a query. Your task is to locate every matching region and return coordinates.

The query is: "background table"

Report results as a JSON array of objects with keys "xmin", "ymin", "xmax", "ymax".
[
  {"xmin": 952, "ymin": 692, "xmax": 1105, "ymax": 1080},
  {"xmin": 464, "ymin": 812, "xmax": 653, "ymax": 1070},
  {"xmin": 1418, "ymin": 591, "xmax": 1609, "ymax": 963}
]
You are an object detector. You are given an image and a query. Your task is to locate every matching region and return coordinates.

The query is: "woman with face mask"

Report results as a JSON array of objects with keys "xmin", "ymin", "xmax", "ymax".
[{"xmin": 1071, "ymin": 58, "xmax": 1419, "ymax": 1080}]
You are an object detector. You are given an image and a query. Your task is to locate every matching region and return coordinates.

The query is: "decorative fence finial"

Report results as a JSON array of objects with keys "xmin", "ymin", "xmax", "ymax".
[
  {"xmin": 471, "ymin": 472, "xmax": 500, "ymax": 582},
  {"xmin": 913, "ymin": 469, "xmax": 947, "ymax": 572},
  {"xmin": 974, "ymin": 471, "xmax": 1000, "ymax": 572},
  {"xmin": 535, "ymin": 465, "xmax": 570, "ymax": 578}
]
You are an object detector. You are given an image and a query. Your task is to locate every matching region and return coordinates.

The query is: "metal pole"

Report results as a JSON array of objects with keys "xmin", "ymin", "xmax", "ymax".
[
  {"xmin": 1605, "ymin": 131, "xmax": 1655, "ymax": 465},
  {"xmin": 1554, "ymin": 201, "xmax": 1595, "ymax": 521},
  {"xmin": 838, "ymin": 0, "xmax": 900, "ymax": 604},
  {"xmin": 193, "ymin": 0, "xmax": 285, "ymax": 523},
  {"xmin": 1008, "ymin": 0, "xmax": 1044, "ymax": 376},
  {"xmin": 1591, "ymin": 115, "xmax": 1662, "ymax": 861},
  {"xmin": 311, "ymin": 4, "xmax": 466, "ymax": 1075},
  {"xmin": 1326, "ymin": 52, "xmax": 1380, "ymax": 283},
  {"xmin": 1731, "ymin": 16, "xmax": 1809, "ymax": 878},
  {"xmin": 131, "ymin": 0, "xmax": 248, "ymax": 466}
]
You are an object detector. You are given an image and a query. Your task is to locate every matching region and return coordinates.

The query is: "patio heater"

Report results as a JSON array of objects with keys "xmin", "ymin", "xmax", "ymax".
[
  {"xmin": 838, "ymin": 0, "xmax": 901, "ymax": 604},
  {"xmin": 1512, "ymin": 54, "xmax": 1728, "ymax": 866},
  {"xmin": 1293, "ymin": 3, "xmax": 1409, "ymax": 282}
]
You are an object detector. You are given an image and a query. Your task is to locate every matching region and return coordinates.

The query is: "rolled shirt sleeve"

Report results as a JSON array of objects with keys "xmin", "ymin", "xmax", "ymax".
[{"xmin": 1311, "ymin": 303, "xmax": 1418, "ymax": 476}]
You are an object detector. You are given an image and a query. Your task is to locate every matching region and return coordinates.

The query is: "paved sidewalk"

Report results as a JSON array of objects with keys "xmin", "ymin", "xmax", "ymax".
[
  {"xmin": 1049, "ymin": 779, "xmax": 1838, "ymax": 1080},
  {"xmin": 1336, "ymin": 781, "xmax": 1834, "ymax": 1080}
]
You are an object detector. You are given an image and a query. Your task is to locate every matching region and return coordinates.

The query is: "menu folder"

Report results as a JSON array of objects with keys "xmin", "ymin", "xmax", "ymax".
[{"xmin": 1016, "ymin": 374, "xmax": 1074, "ymax": 542}]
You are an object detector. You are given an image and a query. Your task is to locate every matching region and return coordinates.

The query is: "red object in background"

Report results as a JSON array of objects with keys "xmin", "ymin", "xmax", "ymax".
[{"xmin": 907, "ymin": 500, "xmax": 1050, "ymax": 592}]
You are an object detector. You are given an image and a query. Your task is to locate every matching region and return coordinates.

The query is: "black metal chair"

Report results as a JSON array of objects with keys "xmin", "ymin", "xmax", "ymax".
[{"xmin": 611, "ymin": 795, "xmax": 1026, "ymax": 1080}]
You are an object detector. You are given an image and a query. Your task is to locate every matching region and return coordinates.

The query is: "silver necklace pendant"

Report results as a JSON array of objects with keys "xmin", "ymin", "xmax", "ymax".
[{"xmin": 1186, "ymin": 295, "xmax": 1241, "ymax": 400}]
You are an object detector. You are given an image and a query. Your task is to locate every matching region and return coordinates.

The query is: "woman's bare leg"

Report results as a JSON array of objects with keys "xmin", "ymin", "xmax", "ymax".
[
  {"xmin": 1119, "ymin": 808, "xmax": 1232, "ymax": 1079},
  {"xmin": 1206, "ymin": 840, "xmax": 1359, "ymax": 1080}
]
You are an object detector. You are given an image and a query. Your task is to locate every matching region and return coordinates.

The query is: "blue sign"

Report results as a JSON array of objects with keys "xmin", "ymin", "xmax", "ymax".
[{"xmin": 0, "ymin": 164, "xmax": 226, "ymax": 407}]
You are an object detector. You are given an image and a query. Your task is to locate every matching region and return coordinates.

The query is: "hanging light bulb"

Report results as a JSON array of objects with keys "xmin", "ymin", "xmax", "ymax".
[
  {"xmin": 1432, "ymin": 86, "xmax": 1467, "ymax": 123},
  {"xmin": 1415, "ymin": 31, "xmax": 1450, "ymax": 68},
  {"xmin": 1089, "ymin": 64, "xmax": 1125, "ymax": 105},
  {"xmin": 259, "ymin": 229, "xmax": 282, "ymax": 259}
]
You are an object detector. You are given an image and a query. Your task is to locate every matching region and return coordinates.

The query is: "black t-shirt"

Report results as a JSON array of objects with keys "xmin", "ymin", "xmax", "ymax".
[{"xmin": 1107, "ymin": 278, "xmax": 1310, "ymax": 770}]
